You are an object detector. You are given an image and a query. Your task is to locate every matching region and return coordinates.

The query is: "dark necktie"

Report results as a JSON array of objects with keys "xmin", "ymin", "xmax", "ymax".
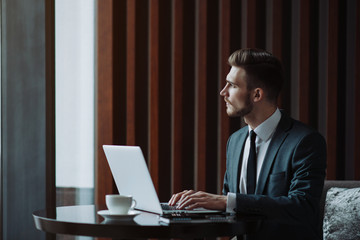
[{"xmin": 247, "ymin": 130, "xmax": 257, "ymax": 194}]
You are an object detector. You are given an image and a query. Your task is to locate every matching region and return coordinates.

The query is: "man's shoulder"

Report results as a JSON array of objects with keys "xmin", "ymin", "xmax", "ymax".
[
  {"xmin": 287, "ymin": 116, "xmax": 321, "ymax": 134},
  {"xmin": 227, "ymin": 125, "xmax": 248, "ymax": 146},
  {"xmin": 227, "ymin": 112, "xmax": 325, "ymax": 143},
  {"xmin": 229, "ymin": 125, "xmax": 248, "ymax": 138},
  {"xmin": 281, "ymin": 114, "xmax": 326, "ymax": 143},
  {"xmin": 228, "ymin": 114, "xmax": 324, "ymax": 140}
]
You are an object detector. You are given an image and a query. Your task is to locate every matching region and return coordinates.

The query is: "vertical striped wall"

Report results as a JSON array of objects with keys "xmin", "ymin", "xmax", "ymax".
[{"xmin": 96, "ymin": 0, "xmax": 360, "ymax": 205}]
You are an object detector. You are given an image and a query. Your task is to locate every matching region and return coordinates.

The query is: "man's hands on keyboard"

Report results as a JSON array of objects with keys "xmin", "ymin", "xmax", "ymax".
[{"xmin": 168, "ymin": 190, "xmax": 227, "ymax": 211}]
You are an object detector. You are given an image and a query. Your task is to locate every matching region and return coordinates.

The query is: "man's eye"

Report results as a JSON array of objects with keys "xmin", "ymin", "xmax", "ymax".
[{"xmin": 226, "ymin": 82, "xmax": 236, "ymax": 88}]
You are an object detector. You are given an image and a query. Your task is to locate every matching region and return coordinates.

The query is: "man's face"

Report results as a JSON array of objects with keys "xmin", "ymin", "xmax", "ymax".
[{"xmin": 220, "ymin": 66, "xmax": 253, "ymax": 117}]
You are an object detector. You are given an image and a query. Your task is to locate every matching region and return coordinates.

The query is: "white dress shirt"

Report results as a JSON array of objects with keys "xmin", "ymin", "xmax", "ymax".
[{"xmin": 226, "ymin": 108, "xmax": 281, "ymax": 212}]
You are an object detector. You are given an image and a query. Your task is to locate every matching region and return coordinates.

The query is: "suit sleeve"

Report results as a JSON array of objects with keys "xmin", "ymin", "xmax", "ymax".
[
  {"xmin": 234, "ymin": 131, "xmax": 327, "ymax": 226},
  {"xmin": 222, "ymin": 136, "xmax": 232, "ymax": 195},
  {"xmin": 222, "ymin": 170, "xmax": 231, "ymax": 196}
]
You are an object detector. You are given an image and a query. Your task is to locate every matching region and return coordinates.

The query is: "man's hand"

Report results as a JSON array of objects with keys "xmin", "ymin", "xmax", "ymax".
[{"xmin": 168, "ymin": 190, "xmax": 227, "ymax": 211}]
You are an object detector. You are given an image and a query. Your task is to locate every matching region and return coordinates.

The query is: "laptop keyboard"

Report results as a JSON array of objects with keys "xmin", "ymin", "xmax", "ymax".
[{"xmin": 161, "ymin": 203, "xmax": 178, "ymax": 210}]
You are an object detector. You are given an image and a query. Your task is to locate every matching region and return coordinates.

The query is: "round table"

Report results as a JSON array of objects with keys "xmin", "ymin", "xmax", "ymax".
[{"xmin": 33, "ymin": 205, "xmax": 263, "ymax": 239}]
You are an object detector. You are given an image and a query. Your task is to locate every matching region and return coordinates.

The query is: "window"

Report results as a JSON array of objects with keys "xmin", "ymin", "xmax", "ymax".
[{"xmin": 55, "ymin": 1, "xmax": 95, "ymax": 239}]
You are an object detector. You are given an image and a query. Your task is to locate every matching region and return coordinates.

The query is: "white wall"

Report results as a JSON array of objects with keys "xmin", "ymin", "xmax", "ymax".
[{"xmin": 55, "ymin": 0, "xmax": 95, "ymax": 188}]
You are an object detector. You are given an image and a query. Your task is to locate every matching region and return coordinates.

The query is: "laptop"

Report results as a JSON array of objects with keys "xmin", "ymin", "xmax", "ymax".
[{"xmin": 103, "ymin": 145, "xmax": 221, "ymax": 216}]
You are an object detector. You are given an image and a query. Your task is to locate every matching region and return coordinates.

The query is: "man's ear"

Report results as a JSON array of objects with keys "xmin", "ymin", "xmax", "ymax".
[{"xmin": 253, "ymin": 88, "xmax": 264, "ymax": 102}]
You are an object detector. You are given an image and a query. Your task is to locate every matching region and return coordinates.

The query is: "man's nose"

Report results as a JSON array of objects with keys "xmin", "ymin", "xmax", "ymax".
[{"xmin": 220, "ymin": 85, "xmax": 227, "ymax": 96}]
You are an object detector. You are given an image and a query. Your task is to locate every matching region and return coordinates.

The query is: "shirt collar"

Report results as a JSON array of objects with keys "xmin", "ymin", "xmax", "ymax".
[{"xmin": 248, "ymin": 108, "xmax": 281, "ymax": 142}]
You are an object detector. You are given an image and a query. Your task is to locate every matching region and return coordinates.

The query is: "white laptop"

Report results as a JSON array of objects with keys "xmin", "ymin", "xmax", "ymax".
[{"xmin": 103, "ymin": 145, "xmax": 221, "ymax": 215}]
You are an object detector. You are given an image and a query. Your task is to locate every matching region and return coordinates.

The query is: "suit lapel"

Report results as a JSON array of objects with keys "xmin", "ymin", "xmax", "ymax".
[
  {"xmin": 255, "ymin": 113, "xmax": 292, "ymax": 195},
  {"xmin": 231, "ymin": 130, "xmax": 248, "ymax": 193}
]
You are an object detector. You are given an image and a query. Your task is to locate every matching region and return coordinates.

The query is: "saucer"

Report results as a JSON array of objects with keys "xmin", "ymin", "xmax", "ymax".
[{"xmin": 97, "ymin": 210, "xmax": 140, "ymax": 221}]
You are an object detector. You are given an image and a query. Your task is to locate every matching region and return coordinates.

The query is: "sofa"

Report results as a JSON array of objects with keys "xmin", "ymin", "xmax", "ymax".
[{"xmin": 320, "ymin": 180, "xmax": 360, "ymax": 240}]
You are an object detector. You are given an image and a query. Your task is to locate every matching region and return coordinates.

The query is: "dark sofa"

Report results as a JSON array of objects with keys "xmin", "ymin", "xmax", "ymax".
[{"xmin": 319, "ymin": 180, "xmax": 360, "ymax": 240}]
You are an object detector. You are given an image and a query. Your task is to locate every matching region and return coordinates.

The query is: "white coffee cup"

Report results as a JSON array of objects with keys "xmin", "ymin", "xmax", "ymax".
[{"xmin": 106, "ymin": 194, "xmax": 137, "ymax": 215}]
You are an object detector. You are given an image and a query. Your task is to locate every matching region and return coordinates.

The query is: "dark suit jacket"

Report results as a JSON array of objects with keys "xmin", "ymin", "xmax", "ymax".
[{"xmin": 223, "ymin": 112, "xmax": 327, "ymax": 240}]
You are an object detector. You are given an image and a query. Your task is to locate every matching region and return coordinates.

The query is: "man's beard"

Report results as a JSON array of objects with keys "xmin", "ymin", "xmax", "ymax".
[{"xmin": 227, "ymin": 92, "xmax": 253, "ymax": 117}]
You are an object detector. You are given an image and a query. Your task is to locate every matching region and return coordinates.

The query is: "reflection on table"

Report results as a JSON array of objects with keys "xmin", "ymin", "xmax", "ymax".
[{"xmin": 33, "ymin": 205, "xmax": 264, "ymax": 239}]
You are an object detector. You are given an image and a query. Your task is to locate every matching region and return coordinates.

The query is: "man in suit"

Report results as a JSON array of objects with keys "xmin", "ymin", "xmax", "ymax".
[{"xmin": 168, "ymin": 48, "xmax": 327, "ymax": 239}]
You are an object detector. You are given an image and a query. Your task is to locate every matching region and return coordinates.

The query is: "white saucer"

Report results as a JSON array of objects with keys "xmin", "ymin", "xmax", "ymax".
[{"xmin": 97, "ymin": 210, "xmax": 140, "ymax": 221}]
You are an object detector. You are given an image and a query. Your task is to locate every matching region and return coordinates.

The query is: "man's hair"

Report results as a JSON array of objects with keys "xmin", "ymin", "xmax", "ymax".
[{"xmin": 228, "ymin": 48, "xmax": 284, "ymax": 103}]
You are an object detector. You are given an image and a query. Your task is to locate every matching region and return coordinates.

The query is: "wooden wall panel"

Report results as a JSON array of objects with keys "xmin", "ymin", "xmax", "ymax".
[
  {"xmin": 112, "ymin": 0, "xmax": 127, "ymax": 147},
  {"xmin": 45, "ymin": 0, "xmax": 56, "ymax": 213},
  {"xmin": 270, "ymin": 0, "xmax": 283, "ymax": 59},
  {"xmin": 278, "ymin": 0, "xmax": 292, "ymax": 113},
  {"xmin": 149, "ymin": 0, "xmax": 160, "ymax": 193},
  {"xmin": 134, "ymin": 0, "xmax": 150, "ymax": 158},
  {"xmin": 96, "ymin": 0, "xmax": 115, "ymax": 206},
  {"xmin": 195, "ymin": 0, "xmax": 208, "ymax": 191},
  {"xmin": 270, "ymin": 0, "xmax": 284, "ymax": 108},
  {"xmin": 171, "ymin": 0, "xmax": 184, "ymax": 194},
  {"xmin": 96, "ymin": 0, "xmax": 360, "ymax": 203},
  {"xmin": 326, "ymin": 0, "xmax": 339, "ymax": 180},
  {"xmin": 355, "ymin": 1, "xmax": 360, "ymax": 180},
  {"xmin": 299, "ymin": 0, "xmax": 310, "ymax": 125},
  {"xmin": 148, "ymin": 0, "xmax": 172, "ymax": 200},
  {"xmin": 157, "ymin": 0, "xmax": 172, "ymax": 201},
  {"xmin": 308, "ymin": 0, "xmax": 320, "ymax": 129},
  {"xmin": 206, "ymin": 0, "xmax": 221, "ymax": 193},
  {"xmin": 126, "ymin": 0, "xmax": 136, "ymax": 146},
  {"xmin": 45, "ymin": 2, "xmax": 56, "ymax": 238},
  {"xmin": 229, "ymin": 0, "xmax": 243, "ymax": 133},
  {"xmin": 218, "ymin": 0, "xmax": 231, "ymax": 193},
  {"xmin": 180, "ymin": 0, "xmax": 196, "ymax": 193},
  {"xmin": 245, "ymin": 0, "xmax": 256, "ymax": 47},
  {"xmin": 297, "ymin": 0, "xmax": 319, "ymax": 129},
  {"xmin": 245, "ymin": 0, "xmax": 266, "ymax": 49}
]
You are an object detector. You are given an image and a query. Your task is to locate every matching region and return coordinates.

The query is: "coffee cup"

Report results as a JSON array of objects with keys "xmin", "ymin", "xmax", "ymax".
[{"xmin": 105, "ymin": 194, "xmax": 137, "ymax": 215}]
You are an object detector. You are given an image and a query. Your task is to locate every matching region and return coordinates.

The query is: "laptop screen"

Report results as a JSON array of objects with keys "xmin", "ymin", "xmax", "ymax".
[{"xmin": 103, "ymin": 145, "xmax": 163, "ymax": 215}]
